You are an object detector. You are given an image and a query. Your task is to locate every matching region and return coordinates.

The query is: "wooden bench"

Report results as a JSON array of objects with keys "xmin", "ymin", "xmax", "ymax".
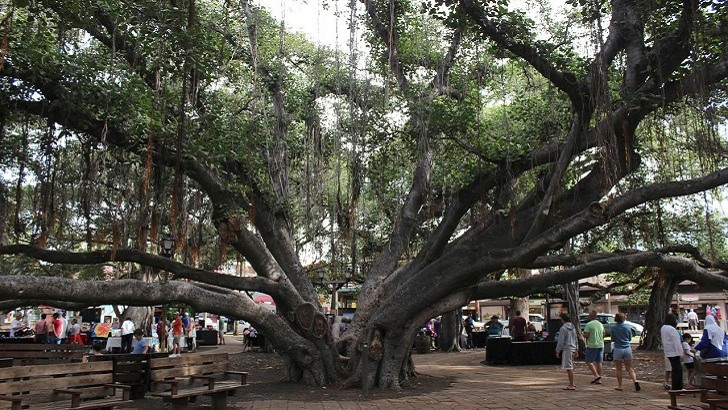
[
  {"xmin": 149, "ymin": 353, "xmax": 247, "ymax": 409},
  {"xmin": 90, "ymin": 353, "xmax": 168, "ymax": 399},
  {"xmin": 0, "ymin": 344, "xmax": 87, "ymax": 366},
  {"xmin": 0, "ymin": 361, "xmax": 130, "ymax": 410},
  {"xmin": 669, "ymin": 361, "xmax": 728, "ymax": 410}
]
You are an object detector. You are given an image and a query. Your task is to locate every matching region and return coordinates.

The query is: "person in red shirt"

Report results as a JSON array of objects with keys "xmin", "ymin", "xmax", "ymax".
[
  {"xmin": 51, "ymin": 313, "xmax": 63, "ymax": 344},
  {"xmin": 170, "ymin": 312, "xmax": 184, "ymax": 357}
]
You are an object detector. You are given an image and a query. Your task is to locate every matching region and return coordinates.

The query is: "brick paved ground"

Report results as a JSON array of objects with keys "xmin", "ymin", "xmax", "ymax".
[{"xmin": 127, "ymin": 341, "xmax": 702, "ymax": 409}]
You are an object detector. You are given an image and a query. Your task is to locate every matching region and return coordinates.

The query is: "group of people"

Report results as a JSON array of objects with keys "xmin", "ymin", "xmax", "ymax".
[
  {"xmin": 555, "ymin": 309, "xmax": 728, "ymax": 391},
  {"xmin": 30, "ymin": 312, "xmax": 83, "ymax": 345},
  {"xmin": 662, "ymin": 312, "xmax": 727, "ymax": 390},
  {"xmin": 555, "ymin": 310, "xmax": 640, "ymax": 391},
  {"xmin": 463, "ymin": 310, "xmax": 537, "ymax": 349}
]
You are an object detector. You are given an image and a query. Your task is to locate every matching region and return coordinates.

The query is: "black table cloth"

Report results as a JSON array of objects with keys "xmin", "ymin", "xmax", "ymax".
[{"xmin": 485, "ymin": 338, "xmax": 560, "ymax": 365}]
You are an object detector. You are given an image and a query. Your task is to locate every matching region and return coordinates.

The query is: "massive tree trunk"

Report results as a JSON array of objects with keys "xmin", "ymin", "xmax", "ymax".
[
  {"xmin": 438, "ymin": 309, "xmax": 462, "ymax": 352},
  {"xmin": 641, "ymin": 271, "xmax": 679, "ymax": 350},
  {"xmin": 565, "ymin": 281, "xmax": 586, "ymax": 351}
]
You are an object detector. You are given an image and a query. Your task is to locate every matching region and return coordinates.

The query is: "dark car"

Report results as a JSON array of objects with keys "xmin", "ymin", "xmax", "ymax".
[{"xmin": 579, "ymin": 313, "xmax": 644, "ymax": 338}]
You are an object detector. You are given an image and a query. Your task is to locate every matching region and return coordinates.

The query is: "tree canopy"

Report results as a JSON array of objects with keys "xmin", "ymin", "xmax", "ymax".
[{"xmin": 1, "ymin": 0, "xmax": 727, "ymax": 388}]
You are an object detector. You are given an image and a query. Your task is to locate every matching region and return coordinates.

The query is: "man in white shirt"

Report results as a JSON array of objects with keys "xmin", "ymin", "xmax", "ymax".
[
  {"xmin": 9, "ymin": 314, "xmax": 24, "ymax": 338},
  {"xmin": 687, "ymin": 309, "xmax": 699, "ymax": 331},
  {"xmin": 120, "ymin": 317, "xmax": 136, "ymax": 353},
  {"xmin": 661, "ymin": 313, "xmax": 684, "ymax": 390}
]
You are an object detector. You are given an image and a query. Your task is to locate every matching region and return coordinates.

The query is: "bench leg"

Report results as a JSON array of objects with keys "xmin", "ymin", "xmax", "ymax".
[{"xmin": 211, "ymin": 392, "xmax": 228, "ymax": 409}]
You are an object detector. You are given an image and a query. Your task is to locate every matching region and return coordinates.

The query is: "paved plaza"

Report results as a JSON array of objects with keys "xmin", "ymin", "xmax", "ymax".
[{"xmin": 195, "ymin": 342, "xmax": 702, "ymax": 409}]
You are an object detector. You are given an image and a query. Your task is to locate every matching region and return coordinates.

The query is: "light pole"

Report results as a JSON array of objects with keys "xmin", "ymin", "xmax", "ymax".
[
  {"xmin": 160, "ymin": 233, "xmax": 175, "ymax": 259},
  {"xmin": 159, "ymin": 232, "xmax": 176, "ymax": 326}
]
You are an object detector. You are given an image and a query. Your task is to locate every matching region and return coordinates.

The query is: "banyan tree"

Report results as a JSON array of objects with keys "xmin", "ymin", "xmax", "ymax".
[{"xmin": 1, "ymin": 0, "xmax": 728, "ymax": 389}]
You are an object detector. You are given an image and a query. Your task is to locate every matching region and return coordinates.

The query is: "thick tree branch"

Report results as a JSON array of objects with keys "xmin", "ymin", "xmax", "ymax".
[
  {"xmin": 0, "ymin": 244, "xmax": 304, "ymax": 308},
  {"xmin": 363, "ymin": 0, "xmax": 408, "ymax": 92}
]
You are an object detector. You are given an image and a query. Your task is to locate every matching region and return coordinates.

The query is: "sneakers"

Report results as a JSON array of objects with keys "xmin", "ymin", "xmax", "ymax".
[{"xmin": 169, "ymin": 353, "xmax": 181, "ymax": 358}]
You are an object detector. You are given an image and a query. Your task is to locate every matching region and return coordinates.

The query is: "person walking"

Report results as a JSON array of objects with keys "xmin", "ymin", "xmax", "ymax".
[
  {"xmin": 555, "ymin": 312, "xmax": 578, "ymax": 390},
  {"xmin": 463, "ymin": 313, "xmax": 475, "ymax": 349},
  {"xmin": 687, "ymin": 309, "xmax": 699, "ymax": 331},
  {"xmin": 120, "ymin": 317, "xmax": 135, "ymax": 354},
  {"xmin": 583, "ymin": 310, "xmax": 605, "ymax": 384},
  {"xmin": 661, "ymin": 313, "xmax": 684, "ymax": 390},
  {"xmin": 611, "ymin": 313, "xmax": 640, "ymax": 391}
]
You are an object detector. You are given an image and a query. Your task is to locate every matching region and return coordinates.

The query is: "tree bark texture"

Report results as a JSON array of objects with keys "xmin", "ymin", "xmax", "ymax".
[{"xmin": 641, "ymin": 272, "xmax": 679, "ymax": 350}]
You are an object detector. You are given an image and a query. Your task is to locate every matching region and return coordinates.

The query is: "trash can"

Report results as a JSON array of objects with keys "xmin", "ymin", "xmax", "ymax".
[{"xmin": 415, "ymin": 335, "xmax": 431, "ymax": 354}]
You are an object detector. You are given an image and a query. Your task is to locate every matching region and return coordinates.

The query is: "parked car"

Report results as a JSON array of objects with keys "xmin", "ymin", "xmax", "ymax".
[{"xmin": 578, "ymin": 313, "xmax": 644, "ymax": 338}]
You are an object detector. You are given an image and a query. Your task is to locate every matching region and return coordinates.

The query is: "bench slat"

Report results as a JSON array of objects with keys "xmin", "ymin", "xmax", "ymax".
[
  {"xmin": 149, "ymin": 352, "xmax": 228, "ymax": 368},
  {"xmin": 151, "ymin": 362, "xmax": 228, "ymax": 380},
  {"xmin": 0, "ymin": 361, "xmax": 112, "ymax": 379},
  {"xmin": 0, "ymin": 344, "xmax": 87, "ymax": 352}
]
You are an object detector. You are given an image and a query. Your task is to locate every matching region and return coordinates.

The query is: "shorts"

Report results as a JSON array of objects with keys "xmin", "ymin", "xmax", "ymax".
[
  {"xmin": 173, "ymin": 334, "xmax": 182, "ymax": 344},
  {"xmin": 585, "ymin": 347, "xmax": 604, "ymax": 363},
  {"xmin": 685, "ymin": 362, "xmax": 695, "ymax": 370},
  {"xmin": 561, "ymin": 350, "xmax": 575, "ymax": 370},
  {"xmin": 613, "ymin": 347, "xmax": 633, "ymax": 361}
]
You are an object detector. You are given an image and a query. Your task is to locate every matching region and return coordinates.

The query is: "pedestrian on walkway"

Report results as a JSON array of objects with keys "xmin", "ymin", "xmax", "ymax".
[
  {"xmin": 582, "ymin": 310, "xmax": 605, "ymax": 384},
  {"xmin": 687, "ymin": 309, "xmax": 699, "ymax": 331},
  {"xmin": 611, "ymin": 313, "xmax": 640, "ymax": 391},
  {"xmin": 661, "ymin": 313, "xmax": 684, "ymax": 390},
  {"xmin": 218, "ymin": 316, "xmax": 226, "ymax": 345},
  {"xmin": 555, "ymin": 312, "xmax": 578, "ymax": 390},
  {"xmin": 463, "ymin": 313, "xmax": 475, "ymax": 349}
]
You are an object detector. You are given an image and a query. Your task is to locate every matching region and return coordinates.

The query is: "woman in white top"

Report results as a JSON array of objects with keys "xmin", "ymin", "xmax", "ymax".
[{"xmin": 661, "ymin": 313, "xmax": 684, "ymax": 390}]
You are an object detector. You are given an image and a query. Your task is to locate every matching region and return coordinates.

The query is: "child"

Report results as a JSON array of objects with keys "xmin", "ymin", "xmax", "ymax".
[
  {"xmin": 556, "ymin": 312, "xmax": 579, "ymax": 390},
  {"xmin": 683, "ymin": 333, "xmax": 697, "ymax": 387},
  {"xmin": 131, "ymin": 329, "xmax": 150, "ymax": 354},
  {"xmin": 82, "ymin": 344, "xmax": 104, "ymax": 363}
]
